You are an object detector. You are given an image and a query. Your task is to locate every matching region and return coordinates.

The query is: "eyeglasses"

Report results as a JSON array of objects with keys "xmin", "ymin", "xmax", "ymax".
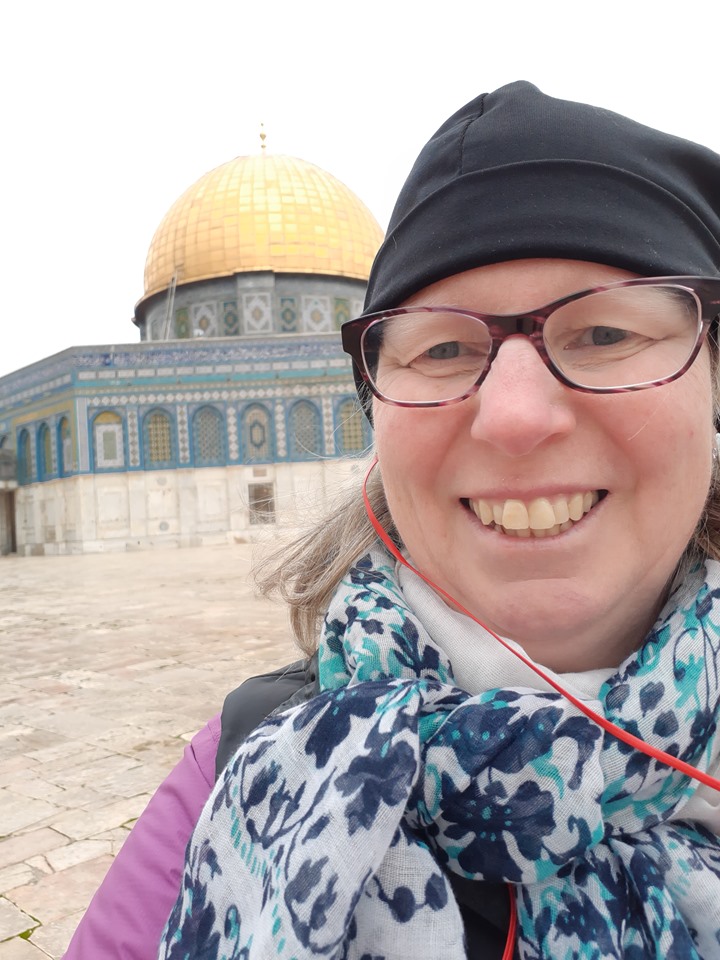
[{"xmin": 341, "ymin": 276, "xmax": 720, "ymax": 407}]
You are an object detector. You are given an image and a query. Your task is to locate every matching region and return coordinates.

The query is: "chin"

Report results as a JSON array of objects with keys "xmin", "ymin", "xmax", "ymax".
[{"xmin": 479, "ymin": 586, "xmax": 618, "ymax": 669}]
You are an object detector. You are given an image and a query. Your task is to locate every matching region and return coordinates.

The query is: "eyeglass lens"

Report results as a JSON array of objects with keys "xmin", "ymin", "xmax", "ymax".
[{"xmin": 361, "ymin": 285, "xmax": 701, "ymax": 402}]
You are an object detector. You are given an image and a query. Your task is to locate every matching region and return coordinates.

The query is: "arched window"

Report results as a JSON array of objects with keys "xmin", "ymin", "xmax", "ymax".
[
  {"xmin": 17, "ymin": 429, "xmax": 32, "ymax": 484},
  {"xmin": 93, "ymin": 411, "xmax": 125, "ymax": 469},
  {"xmin": 57, "ymin": 417, "xmax": 71, "ymax": 476},
  {"xmin": 288, "ymin": 400, "xmax": 322, "ymax": 460},
  {"xmin": 143, "ymin": 409, "xmax": 175, "ymax": 468},
  {"xmin": 37, "ymin": 423, "xmax": 52, "ymax": 480},
  {"xmin": 336, "ymin": 398, "xmax": 367, "ymax": 455},
  {"xmin": 241, "ymin": 404, "xmax": 274, "ymax": 463},
  {"xmin": 192, "ymin": 406, "xmax": 225, "ymax": 466}
]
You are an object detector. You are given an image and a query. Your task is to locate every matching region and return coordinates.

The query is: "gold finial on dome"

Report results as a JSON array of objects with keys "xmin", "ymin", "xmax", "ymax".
[{"xmin": 259, "ymin": 123, "xmax": 267, "ymax": 152}]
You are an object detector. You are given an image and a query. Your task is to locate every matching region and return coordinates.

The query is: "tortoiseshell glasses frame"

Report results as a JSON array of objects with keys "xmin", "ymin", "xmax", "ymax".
[{"xmin": 341, "ymin": 276, "xmax": 720, "ymax": 408}]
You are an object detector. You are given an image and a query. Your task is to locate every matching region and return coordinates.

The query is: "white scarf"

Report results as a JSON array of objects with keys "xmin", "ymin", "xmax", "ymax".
[
  {"xmin": 399, "ymin": 563, "xmax": 720, "ymax": 833},
  {"xmin": 160, "ymin": 549, "xmax": 720, "ymax": 959}
]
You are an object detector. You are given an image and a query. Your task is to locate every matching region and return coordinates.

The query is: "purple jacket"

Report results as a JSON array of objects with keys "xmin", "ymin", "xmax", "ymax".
[{"xmin": 63, "ymin": 715, "xmax": 220, "ymax": 959}]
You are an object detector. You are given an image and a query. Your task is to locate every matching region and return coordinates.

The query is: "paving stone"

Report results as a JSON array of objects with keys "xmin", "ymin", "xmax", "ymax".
[
  {"xmin": 22, "ymin": 786, "xmax": 105, "ymax": 820},
  {"xmin": 75, "ymin": 724, "xmax": 151, "ymax": 754},
  {"xmin": 0, "ymin": 937, "xmax": 49, "ymax": 959},
  {"xmin": 88, "ymin": 761, "xmax": 172, "ymax": 799},
  {"xmin": 0, "ymin": 795, "xmax": 59, "ymax": 836},
  {"xmin": 28, "ymin": 710, "xmax": 118, "ymax": 741},
  {"xmin": 3, "ymin": 778, "xmax": 66, "ymax": 803},
  {"xmin": 0, "ymin": 831, "xmax": 68, "ymax": 872},
  {"xmin": 118, "ymin": 658, "xmax": 176, "ymax": 673},
  {"xmin": 0, "ymin": 757, "xmax": 39, "ymax": 789},
  {"xmin": 0, "ymin": 865, "xmax": 34, "ymax": 892},
  {"xmin": 112, "ymin": 710, "xmax": 205, "ymax": 738},
  {"xmin": 0, "ymin": 898, "xmax": 37, "ymax": 939},
  {"xmin": 23, "ymin": 746, "xmax": 115, "ymax": 780},
  {"xmin": 17, "ymin": 678, "xmax": 75, "ymax": 695},
  {"xmin": 48, "ymin": 794, "xmax": 150, "ymax": 842},
  {"xmin": 43, "ymin": 752, "xmax": 141, "ymax": 791},
  {"xmin": 0, "ymin": 683, "xmax": 30, "ymax": 709},
  {"xmin": 29, "ymin": 910, "xmax": 84, "ymax": 958},
  {"xmin": 22, "ymin": 742, "xmax": 90, "ymax": 766},
  {"xmin": 0, "ymin": 724, "xmax": 35, "ymax": 743},
  {"xmin": 23, "ymin": 858, "xmax": 52, "ymax": 878},
  {"xmin": 6, "ymin": 855, "xmax": 114, "ymax": 923},
  {"xmin": 44, "ymin": 838, "xmax": 113, "ymax": 872}
]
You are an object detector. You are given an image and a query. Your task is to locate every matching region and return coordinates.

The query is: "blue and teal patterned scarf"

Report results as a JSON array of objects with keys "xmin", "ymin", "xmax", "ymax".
[{"xmin": 160, "ymin": 548, "xmax": 720, "ymax": 959}]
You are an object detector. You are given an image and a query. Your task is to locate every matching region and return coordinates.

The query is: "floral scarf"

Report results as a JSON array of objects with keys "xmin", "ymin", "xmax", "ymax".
[{"xmin": 159, "ymin": 549, "xmax": 720, "ymax": 959}]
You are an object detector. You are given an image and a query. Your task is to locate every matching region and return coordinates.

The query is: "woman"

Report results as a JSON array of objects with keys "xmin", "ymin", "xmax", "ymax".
[
  {"xmin": 74, "ymin": 81, "xmax": 720, "ymax": 959},
  {"xmin": 157, "ymin": 81, "xmax": 720, "ymax": 959}
]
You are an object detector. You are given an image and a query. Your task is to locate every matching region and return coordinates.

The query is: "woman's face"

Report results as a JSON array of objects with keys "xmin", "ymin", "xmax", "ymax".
[{"xmin": 374, "ymin": 259, "xmax": 715, "ymax": 672}]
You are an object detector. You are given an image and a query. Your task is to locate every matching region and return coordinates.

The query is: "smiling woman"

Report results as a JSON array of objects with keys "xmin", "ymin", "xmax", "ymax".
[
  {"xmin": 67, "ymin": 82, "xmax": 720, "ymax": 960},
  {"xmin": 157, "ymin": 82, "xmax": 720, "ymax": 960},
  {"xmin": 373, "ymin": 259, "xmax": 715, "ymax": 674}
]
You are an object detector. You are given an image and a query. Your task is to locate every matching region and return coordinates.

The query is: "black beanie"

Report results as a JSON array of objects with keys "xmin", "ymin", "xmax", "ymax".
[{"xmin": 361, "ymin": 81, "xmax": 720, "ymax": 316}]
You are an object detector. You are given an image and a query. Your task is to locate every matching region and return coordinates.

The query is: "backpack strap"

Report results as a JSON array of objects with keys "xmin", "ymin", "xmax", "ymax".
[{"xmin": 215, "ymin": 654, "xmax": 319, "ymax": 778}]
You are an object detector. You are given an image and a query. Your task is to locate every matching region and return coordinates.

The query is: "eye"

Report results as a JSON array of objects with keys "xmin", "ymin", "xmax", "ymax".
[
  {"xmin": 585, "ymin": 326, "xmax": 630, "ymax": 347},
  {"xmin": 425, "ymin": 341, "xmax": 462, "ymax": 360},
  {"xmin": 557, "ymin": 324, "xmax": 647, "ymax": 352}
]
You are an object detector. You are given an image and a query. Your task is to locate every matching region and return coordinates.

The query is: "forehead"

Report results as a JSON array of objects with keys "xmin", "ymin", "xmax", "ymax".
[{"xmin": 401, "ymin": 259, "xmax": 640, "ymax": 313}]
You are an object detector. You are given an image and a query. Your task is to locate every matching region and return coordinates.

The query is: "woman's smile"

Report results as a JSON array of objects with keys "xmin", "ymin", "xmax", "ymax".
[{"xmin": 464, "ymin": 489, "xmax": 603, "ymax": 537}]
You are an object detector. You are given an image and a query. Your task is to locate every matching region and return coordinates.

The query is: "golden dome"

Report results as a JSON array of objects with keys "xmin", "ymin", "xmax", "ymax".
[{"xmin": 141, "ymin": 153, "xmax": 384, "ymax": 300}]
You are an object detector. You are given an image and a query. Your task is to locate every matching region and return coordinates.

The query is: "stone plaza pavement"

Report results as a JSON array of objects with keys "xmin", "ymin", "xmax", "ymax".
[{"xmin": 0, "ymin": 543, "xmax": 296, "ymax": 958}]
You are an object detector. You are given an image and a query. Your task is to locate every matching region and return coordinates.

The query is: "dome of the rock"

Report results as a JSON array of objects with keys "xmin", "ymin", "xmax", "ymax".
[{"xmin": 140, "ymin": 153, "xmax": 384, "ymax": 303}]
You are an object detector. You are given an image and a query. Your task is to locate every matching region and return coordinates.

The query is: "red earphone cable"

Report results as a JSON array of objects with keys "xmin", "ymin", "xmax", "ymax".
[{"xmin": 502, "ymin": 885, "xmax": 518, "ymax": 960}]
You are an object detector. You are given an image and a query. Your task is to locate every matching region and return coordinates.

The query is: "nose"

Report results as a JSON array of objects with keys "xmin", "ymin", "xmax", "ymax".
[{"xmin": 469, "ymin": 337, "xmax": 577, "ymax": 456}]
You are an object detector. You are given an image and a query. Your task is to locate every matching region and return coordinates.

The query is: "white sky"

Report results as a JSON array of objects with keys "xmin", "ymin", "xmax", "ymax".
[{"xmin": 2, "ymin": 0, "xmax": 719, "ymax": 378}]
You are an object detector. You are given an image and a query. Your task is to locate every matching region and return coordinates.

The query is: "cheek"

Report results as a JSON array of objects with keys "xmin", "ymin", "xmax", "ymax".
[
  {"xmin": 612, "ymin": 359, "xmax": 713, "ymax": 512},
  {"xmin": 375, "ymin": 406, "xmax": 424, "ymax": 500},
  {"xmin": 373, "ymin": 405, "xmax": 452, "ymax": 540},
  {"xmin": 374, "ymin": 404, "xmax": 455, "ymax": 486}
]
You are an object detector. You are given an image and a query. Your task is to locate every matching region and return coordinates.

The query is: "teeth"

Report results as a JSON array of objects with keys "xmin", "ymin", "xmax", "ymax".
[
  {"xmin": 501, "ymin": 500, "xmax": 529, "ymax": 530},
  {"xmin": 476, "ymin": 500, "xmax": 494, "ymax": 525},
  {"xmin": 470, "ymin": 490, "xmax": 600, "ymax": 538},
  {"xmin": 551, "ymin": 496, "xmax": 570, "ymax": 524},
  {"xmin": 527, "ymin": 497, "xmax": 556, "ymax": 530}
]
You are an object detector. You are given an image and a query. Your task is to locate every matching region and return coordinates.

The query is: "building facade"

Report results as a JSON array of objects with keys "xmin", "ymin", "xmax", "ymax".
[{"xmin": 0, "ymin": 152, "xmax": 383, "ymax": 554}]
